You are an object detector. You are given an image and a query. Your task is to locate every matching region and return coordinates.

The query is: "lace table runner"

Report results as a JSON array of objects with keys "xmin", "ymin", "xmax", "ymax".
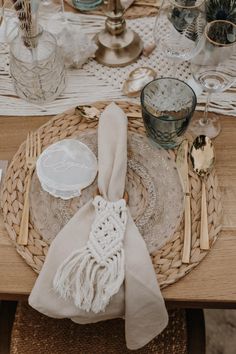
[{"xmin": 0, "ymin": 12, "xmax": 236, "ymax": 116}]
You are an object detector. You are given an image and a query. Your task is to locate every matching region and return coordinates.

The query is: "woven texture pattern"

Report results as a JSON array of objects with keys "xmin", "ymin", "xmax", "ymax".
[
  {"xmin": 10, "ymin": 302, "xmax": 187, "ymax": 354},
  {"xmin": 1, "ymin": 101, "xmax": 222, "ymax": 289}
]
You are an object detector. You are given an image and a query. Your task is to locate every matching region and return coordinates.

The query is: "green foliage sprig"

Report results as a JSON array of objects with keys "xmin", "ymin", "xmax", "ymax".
[{"xmin": 206, "ymin": 0, "xmax": 236, "ymax": 23}]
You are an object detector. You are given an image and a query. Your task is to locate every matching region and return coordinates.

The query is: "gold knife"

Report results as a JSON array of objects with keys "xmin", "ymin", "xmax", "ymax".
[
  {"xmin": 176, "ymin": 140, "xmax": 191, "ymax": 264},
  {"xmin": 0, "ymin": 160, "xmax": 8, "ymax": 193}
]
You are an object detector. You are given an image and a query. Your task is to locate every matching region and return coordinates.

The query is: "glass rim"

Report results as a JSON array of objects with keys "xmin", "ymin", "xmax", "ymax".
[
  {"xmin": 21, "ymin": 25, "xmax": 44, "ymax": 40},
  {"xmin": 9, "ymin": 28, "xmax": 57, "ymax": 64},
  {"xmin": 168, "ymin": 0, "xmax": 205, "ymax": 9},
  {"xmin": 140, "ymin": 77, "xmax": 197, "ymax": 122},
  {"xmin": 205, "ymin": 20, "xmax": 236, "ymax": 47}
]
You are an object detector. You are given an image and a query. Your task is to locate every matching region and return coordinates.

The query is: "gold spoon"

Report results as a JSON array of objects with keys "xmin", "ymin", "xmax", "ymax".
[
  {"xmin": 75, "ymin": 105, "xmax": 142, "ymax": 120},
  {"xmin": 190, "ymin": 135, "xmax": 215, "ymax": 250},
  {"xmin": 75, "ymin": 105, "xmax": 101, "ymax": 121}
]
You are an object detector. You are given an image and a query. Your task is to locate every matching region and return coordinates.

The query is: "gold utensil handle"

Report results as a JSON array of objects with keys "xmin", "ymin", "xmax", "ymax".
[
  {"xmin": 182, "ymin": 194, "xmax": 191, "ymax": 264},
  {"xmin": 18, "ymin": 173, "xmax": 32, "ymax": 245},
  {"xmin": 200, "ymin": 180, "xmax": 209, "ymax": 250}
]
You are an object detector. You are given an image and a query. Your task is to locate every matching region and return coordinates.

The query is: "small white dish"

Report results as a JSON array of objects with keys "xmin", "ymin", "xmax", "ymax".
[{"xmin": 36, "ymin": 139, "xmax": 97, "ymax": 199}]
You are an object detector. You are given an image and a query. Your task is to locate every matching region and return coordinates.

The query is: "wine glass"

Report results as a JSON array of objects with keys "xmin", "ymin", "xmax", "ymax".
[
  {"xmin": 153, "ymin": 0, "xmax": 206, "ymax": 73},
  {"xmin": 39, "ymin": 0, "xmax": 67, "ymax": 32},
  {"xmin": 37, "ymin": 0, "xmax": 69, "ymax": 54},
  {"xmin": 189, "ymin": 20, "xmax": 236, "ymax": 138},
  {"xmin": 39, "ymin": 0, "xmax": 65, "ymax": 17}
]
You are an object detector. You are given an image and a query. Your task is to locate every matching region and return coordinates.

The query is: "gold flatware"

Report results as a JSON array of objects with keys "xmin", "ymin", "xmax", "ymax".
[
  {"xmin": 18, "ymin": 132, "xmax": 41, "ymax": 245},
  {"xmin": 75, "ymin": 105, "xmax": 142, "ymax": 120},
  {"xmin": 75, "ymin": 105, "xmax": 100, "ymax": 121},
  {"xmin": 0, "ymin": 160, "xmax": 8, "ymax": 195},
  {"xmin": 190, "ymin": 135, "xmax": 215, "ymax": 250},
  {"xmin": 176, "ymin": 139, "xmax": 191, "ymax": 264}
]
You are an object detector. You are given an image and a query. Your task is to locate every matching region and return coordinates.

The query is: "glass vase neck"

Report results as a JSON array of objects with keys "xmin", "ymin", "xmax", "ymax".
[{"xmin": 21, "ymin": 25, "xmax": 43, "ymax": 48}]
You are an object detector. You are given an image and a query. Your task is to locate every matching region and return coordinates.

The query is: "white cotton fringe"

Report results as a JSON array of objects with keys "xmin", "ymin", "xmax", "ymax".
[{"xmin": 53, "ymin": 196, "xmax": 127, "ymax": 313}]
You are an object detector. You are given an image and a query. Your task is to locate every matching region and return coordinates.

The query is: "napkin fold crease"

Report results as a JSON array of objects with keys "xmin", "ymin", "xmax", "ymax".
[{"xmin": 29, "ymin": 102, "xmax": 168, "ymax": 350}]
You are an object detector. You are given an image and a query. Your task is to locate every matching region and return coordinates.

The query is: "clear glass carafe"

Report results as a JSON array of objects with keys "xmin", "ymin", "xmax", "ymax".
[{"xmin": 9, "ymin": 27, "xmax": 65, "ymax": 104}]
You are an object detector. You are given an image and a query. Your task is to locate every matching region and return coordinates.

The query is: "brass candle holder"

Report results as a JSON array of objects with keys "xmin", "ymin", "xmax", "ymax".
[{"xmin": 94, "ymin": 0, "xmax": 143, "ymax": 67}]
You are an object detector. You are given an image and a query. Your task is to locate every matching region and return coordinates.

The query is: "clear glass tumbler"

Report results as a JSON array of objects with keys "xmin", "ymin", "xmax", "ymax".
[
  {"xmin": 9, "ymin": 27, "xmax": 65, "ymax": 104},
  {"xmin": 141, "ymin": 78, "xmax": 197, "ymax": 149}
]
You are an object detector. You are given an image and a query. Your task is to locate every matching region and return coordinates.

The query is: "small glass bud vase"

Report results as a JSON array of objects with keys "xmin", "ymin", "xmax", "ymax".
[{"xmin": 9, "ymin": 27, "xmax": 65, "ymax": 104}]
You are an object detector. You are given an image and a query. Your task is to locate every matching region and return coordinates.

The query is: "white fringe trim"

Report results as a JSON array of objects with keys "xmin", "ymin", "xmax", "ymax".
[{"xmin": 53, "ymin": 196, "xmax": 127, "ymax": 313}]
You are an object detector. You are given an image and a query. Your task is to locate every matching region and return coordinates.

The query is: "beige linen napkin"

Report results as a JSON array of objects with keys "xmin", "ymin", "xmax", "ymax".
[{"xmin": 29, "ymin": 102, "xmax": 168, "ymax": 350}]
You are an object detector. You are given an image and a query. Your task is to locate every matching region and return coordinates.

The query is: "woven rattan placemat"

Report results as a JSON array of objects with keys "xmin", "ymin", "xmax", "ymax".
[
  {"xmin": 29, "ymin": 131, "xmax": 184, "ymax": 254},
  {"xmin": 1, "ymin": 101, "xmax": 222, "ymax": 288}
]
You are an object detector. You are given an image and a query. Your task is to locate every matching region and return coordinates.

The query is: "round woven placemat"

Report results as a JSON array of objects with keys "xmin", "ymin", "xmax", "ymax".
[
  {"xmin": 1, "ymin": 101, "xmax": 222, "ymax": 289},
  {"xmin": 29, "ymin": 131, "xmax": 184, "ymax": 253}
]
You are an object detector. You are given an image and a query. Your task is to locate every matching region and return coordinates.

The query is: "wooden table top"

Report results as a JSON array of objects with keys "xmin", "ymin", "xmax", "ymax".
[{"xmin": 0, "ymin": 111, "xmax": 236, "ymax": 308}]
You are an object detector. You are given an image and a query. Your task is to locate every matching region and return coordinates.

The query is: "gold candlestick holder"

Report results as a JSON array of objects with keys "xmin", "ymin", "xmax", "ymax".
[{"xmin": 94, "ymin": 0, "xmax": 143, "ymax": 67}]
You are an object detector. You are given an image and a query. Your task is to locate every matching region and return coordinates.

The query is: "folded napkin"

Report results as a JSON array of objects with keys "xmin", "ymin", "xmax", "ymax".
[{"xmin": 29, "ymin": 103, "xmax": 168, "ymax": 350}]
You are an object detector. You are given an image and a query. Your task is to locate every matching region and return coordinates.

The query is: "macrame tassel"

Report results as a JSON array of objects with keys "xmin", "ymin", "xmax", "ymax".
[{"xmin": 53, "ymin": 196, "xmax": 127, "ymax": 313}]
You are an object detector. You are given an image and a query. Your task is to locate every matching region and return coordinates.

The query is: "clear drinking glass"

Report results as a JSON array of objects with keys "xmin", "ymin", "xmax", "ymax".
[
  {"xmin": 141, "ymin": 78, "xmax": 197, "ymax": 149},
  {"xmin": 153, "ymin": 0, "xmax": 206, "ymax": 73},
  {"xmin": 9, "ymin": 27, "xmax": 66, "ymax": 104},
  {"xmin": 189, "ymin": 20, "xmax": 236, "ymax": 138}
]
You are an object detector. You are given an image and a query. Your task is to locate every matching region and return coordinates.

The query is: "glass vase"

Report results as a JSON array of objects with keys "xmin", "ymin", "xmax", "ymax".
[{"xmin": 9, "ymin": 27, "xmax": 65, "ymax": 104}]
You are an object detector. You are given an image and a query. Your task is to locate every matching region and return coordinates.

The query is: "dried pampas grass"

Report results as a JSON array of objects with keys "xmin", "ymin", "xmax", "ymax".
[{"xmin": 1, "ymin": 0, "xmax": 40, "ymax": 45}]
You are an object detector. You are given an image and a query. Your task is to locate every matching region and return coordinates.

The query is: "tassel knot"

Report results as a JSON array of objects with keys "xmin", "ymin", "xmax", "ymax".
[{"xmin": 53, "ymin": 195, "xmax": 127, "ymax": 313}]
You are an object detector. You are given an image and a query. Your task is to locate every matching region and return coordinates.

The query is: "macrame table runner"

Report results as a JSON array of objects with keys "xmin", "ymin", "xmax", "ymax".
[
  {"xmin": 1, "ymin": 101, "xmax": 222, "ymax": 288},
  {"xmin": 0, "ymin": 12, "xmax": 236, "ymax": 116}
]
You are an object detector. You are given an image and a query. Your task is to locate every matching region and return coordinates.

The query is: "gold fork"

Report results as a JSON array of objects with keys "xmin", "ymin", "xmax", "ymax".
[{"xmin": 18, "ymin": 132, "xmax": 41, "ymax": 245}]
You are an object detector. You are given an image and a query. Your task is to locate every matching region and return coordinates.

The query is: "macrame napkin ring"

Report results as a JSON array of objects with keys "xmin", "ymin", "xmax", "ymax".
[
  {"xmin": 53, "ymin": 190, "xmax": 128, "ymax": 313},
  {"xmin": 94, "ymin": 187, "xmax": 129, "ymax": 204}
]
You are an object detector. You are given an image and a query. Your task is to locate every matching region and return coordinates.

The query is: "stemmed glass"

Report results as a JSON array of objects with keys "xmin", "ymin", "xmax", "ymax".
[
  {"xmin": 153, "ymin": 0, "xmax": 206, "ymax": 74},
  {"xmin": 39, "ymin": 0, "xmax": 67, "ymax": 27},
  {"xmin": 189, "ymin": 20, "xmax": 236, "ymax": 138},
  {"xmin": 39, "ymin": 0, "xmax": 65, "ymax": 17}
]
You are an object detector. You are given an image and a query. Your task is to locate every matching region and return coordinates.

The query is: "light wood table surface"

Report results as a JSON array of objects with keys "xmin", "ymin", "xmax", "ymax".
[{"xmin": 0, "ymin": 112, "xmax": 236, "ymax": 308}]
